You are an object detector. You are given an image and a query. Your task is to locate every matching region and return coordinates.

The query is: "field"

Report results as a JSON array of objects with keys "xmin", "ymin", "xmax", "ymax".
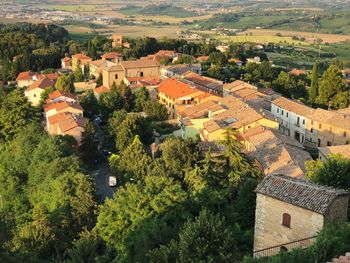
[
  {"xmin": 216, "ymin": 35, "xmax": 309, "ymax": 45},
  {"xmin": 237, "ymin": 29, "xmax": 350, "ymax": 44},
  {"xmin": 44, "ymin": 4, "xmax": 98, "ymax": 12}
]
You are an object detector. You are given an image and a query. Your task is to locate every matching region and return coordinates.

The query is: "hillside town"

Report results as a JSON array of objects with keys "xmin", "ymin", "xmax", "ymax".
[{"xmin": 1, "ymin": 21, "xmax": 350, "ymax": 263}]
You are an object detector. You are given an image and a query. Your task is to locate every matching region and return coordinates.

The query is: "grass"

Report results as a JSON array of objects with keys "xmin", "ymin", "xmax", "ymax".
[
  {"xmin": 216, "ymin": 35, "xmax": 310, "ymax": 46},
  {"xmin": 45, "ymin": 4, "xmax": 98, "ymax": 12},
  {"xmin": 118, "ymin": 6, "xmax": 143, "ymax": 16}
]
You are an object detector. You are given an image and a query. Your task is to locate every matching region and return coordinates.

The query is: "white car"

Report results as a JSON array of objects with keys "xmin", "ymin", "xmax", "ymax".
[{"xmin": 108, "ymin": 175, "xmax": 117, "ymax": 187}]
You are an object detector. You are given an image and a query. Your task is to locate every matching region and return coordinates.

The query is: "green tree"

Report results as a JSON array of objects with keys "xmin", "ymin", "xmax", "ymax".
[
  {"xmin": 112, "ymin": 135, "xmax": 152, "ymax": 181},
  {"xmin": 96, "ymin": 175, "xmax": 187, "ymax": 258},
  {"xmin": 0, "ymin": 90, "xmax": 39, "ymax": 141},
  {"xmin": 96, "ymin": 73, "xmax": 103, "ymax": 86},
  {"xmin": 309, "ymin": 62, "xmax": 319, "ymax": 103},
  {"xmin": 143, "ymin": 101, "xmax": 169, "ymax": 121},
  {"xmin": 134, "ymin": 87, "xmax": 150, "ymax": 112},
  {"xmin": 79, "ymin": 90, "xmax": 99, "ymax": 119},
  {"xmin": 79, "ymin": 120, "xmax": 100, "ymax": 166},
  {"xmin": 317, "ymin": 65, "xmax": 345, "ymax": 107},
  {"xmin": 306, "ymin": 155, "xmax": 350, "ymax": 190},
  {"xmin": 149, "ymin": 209, "xmax": 238, "ymax": 263},
  {"xmin": 73, "ymin": 68, "xmax": 84, "ymax": 82},
  {"xmin": 55, "ymin": 74, "xmax": 75, "ymax": 93},
  {"xmin": 161, "ymin": 137, "xmax": 198, "ymax": 179},
  {"xmin": 99, "ymin": 86, "xmax": 124, "ymax": 119},
  {"xmin": 115, "ymin": 114, "xmax": 152, "ymax": 151}
]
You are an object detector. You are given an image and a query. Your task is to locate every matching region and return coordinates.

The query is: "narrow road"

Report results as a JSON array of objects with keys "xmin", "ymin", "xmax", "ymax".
[
  {"xmin": 92, "ymin": 119, "xmax": 116, "ymax": 202},
  {"xmin": 93, "ymin": 163, "xmax": 114, "ymax": 202}
]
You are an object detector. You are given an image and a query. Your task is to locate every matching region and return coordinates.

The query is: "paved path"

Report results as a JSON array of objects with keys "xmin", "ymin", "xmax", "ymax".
[{"xmin": 93, "ymin": 163, "xmax": 115, "ymax": 202}]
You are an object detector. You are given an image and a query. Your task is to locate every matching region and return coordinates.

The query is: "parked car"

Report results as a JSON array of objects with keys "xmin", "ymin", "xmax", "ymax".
[{"xmin": 108, "ymin": 175, "xmax": 117, "ymax": 187}]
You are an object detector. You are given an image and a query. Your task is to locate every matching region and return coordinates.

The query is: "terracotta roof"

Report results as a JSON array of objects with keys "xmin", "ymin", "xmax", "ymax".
[
  {"xmin": 163, "ymin": 64, "xmax": 197, "ymax": 76},
  {"xmin": 44, "ymin": 101, "xmax": 83, "ymax": 113},
  {"xmin": 138, "ymin": 76, "xmax": 161, "ymax": 86},
  {"xmin": 179, "ymin": 100, "xmax": 223, "ymax": 118},
  {"xmin": 25, "ymin": 78, "xmax": 55, "ymax": 92},
  {"xmin": 289, "ymin": 68, "xmax": 307, "ymax": 76},
  {"xmin": 72, "ymin": 53, "xmax": 92, "ymax": 60},
  {"xmin": 94, "ymin": 86, "xmax": 110, "ymax": 95},
  {"xmin": 203, "ymin": 119, "xmax": 223, "ymax": 133},
  {"xmin": 101, "ymin": 52, "xmax": 123, "ymax": 59},
  {"xmin": 197, "ymin": 56, "xmax": 209, "ymax": 62},
  {"xmin": 229, "ymin": 58, "xmax": 243, "ymax": 63},
  {"xmin": 307, "ymin": 108, "xmax": 350, "ymax": 130},
  {"xmin": 273, "ymin": 97, "xmax": 313, "ymax": 116},
  {"xmin": 16, "ymin": 71, "xmax": 35, "ymax": 81},
  {"xmin": 217, "ymin": 96, "xmax": 247, "ymax": 110},
  {"xmin": 105, "ymin": 65, "xmax": 124, "ymax": 72},
  {"xmin": 318, "ymin": 145, "xmax": 350, "ymax": 159},
  {"xmin": 90, "ymin": 59, "xmax": 108, "ymax": 67},
  {"xmin": 223, "ymin": 80, "xmax": 257, "ymax": 92},
  {"xmin": 62, "ymin": 57, "xmax": 71, "ymax": 62},
  {"xmin": 256, "ymin": 174, "xmax": 349, "ymax": 215},
  {"xmin": 158, "ymin": 78, "xmax": 200, "ymax": 99},
  {"xmin": 48, "ymin": 112, "xmax": 86, "ymax": 132},
  {"xmin": 241, "ymin": 127, "xmax": 312, "ymax": 177},
  {"xmin": 120, "ymin": 59, "xmax": 159, "ymax": 69},
  {"xmin": 48, "ymin": 90, "xmax": 76, "ymax": 101},
  {"xmin": 36, "ymin": 73, "xmax": 59, "ymax": 81},
  {"xmin": 183, "ymin": 72, "xmax": 223, "ymax": 93},
  {"xmin": 212, "ymin": 107, "xmax": 264, "ymax": 130}
]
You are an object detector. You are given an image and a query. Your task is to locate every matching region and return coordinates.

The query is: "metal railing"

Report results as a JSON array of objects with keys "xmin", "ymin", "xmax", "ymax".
[{"xmin": 253, "ymin": 236, "xmax": 318, "ymax": 258}]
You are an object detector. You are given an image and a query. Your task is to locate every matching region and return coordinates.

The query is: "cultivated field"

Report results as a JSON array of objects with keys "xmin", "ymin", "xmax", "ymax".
[
  {"xmin": 238, "ymin": 29, "xmax": 350, "ymax": 44},
  {"xmin": 217, "ymin": 35, "xmax": 310, "ymax": 45}
]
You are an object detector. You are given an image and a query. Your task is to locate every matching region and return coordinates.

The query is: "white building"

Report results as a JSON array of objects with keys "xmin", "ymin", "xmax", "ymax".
[{"xmin": 271, "ymin": 97, "xmax": 313, "ymax": 144}]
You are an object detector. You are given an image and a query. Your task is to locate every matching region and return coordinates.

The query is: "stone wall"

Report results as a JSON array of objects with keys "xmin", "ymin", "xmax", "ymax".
[
  {"xmin": 326, "ymin": 195, "xmax": 349, "ymax": 222},
  {"xmin": 253, "ymin": 194, "xmax": 324, "ymax": 255}
]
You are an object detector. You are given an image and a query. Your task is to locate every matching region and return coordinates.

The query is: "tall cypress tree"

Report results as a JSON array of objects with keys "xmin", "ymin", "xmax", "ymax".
[{"xmin": 309, "ymin": 62, "xmax": 319, "ymax": 103}]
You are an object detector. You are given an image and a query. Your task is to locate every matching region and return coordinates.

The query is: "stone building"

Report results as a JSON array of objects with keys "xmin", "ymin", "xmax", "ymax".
[{"xmin": 253, "ymin": 174, "xmax": 349, "ymax": 257}]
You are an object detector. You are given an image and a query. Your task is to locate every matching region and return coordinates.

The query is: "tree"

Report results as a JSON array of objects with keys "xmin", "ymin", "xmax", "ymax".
[
  {"xmin": 149, "ymin": 209, "xmax": 238, "ymax": 263},
  {"xmin": 115, "ymin": 114, "xmax": 152, "ymax": 151},
  {"xmin": 96, "ymin": 175, "xmax": 187, "ymax": 259},
  {"xmin": 55, "ymin": 74, "xmax": 75, "ymax": 93},
  {"xmin": 306, "ymin": 155, "xmax": 350, "ymax": 190},
  {"xmin": 73, "ymin": 68, "xmax": 84, "ymax": 82},
  {"xmin": 112, "ymin": 135, "xmax": 152, "ymax": 181},
  {"xmin": 79, "ymin": 90, "xmax": 99, "ymax": 119},
  {"xmin": 143, "ymin": 101, "xmax": 169, "ymax": 121},
  {"xmin": 79, "ymin": 120, "xmax": 100, "ymax": 166},
  {"xmin": 161, "ymin": 137, "xmax": 198, "ymax": 179},
  {"xmin": 108, "ymin": 109, "xmax": 128, "ymax": 138},
  {"xmin": 272, "ymin": 71, "xmax": 307, "ymax": 99},
  {"xmin": 99, "ymin": 86, "xmax": 124, "ymax": 119},
  {"xmin": 317, "ymin": 65, "xmax": 345, "ymax": 107},
  {"xmin": 118, "ymin": 82, "xmax": 134, "ymax": 112},
  {"xmin": 309, "ymin": 62, "xmax": 319, "ymax": 103},
  {"xmin": 0, "ymin": 90, "xmax": 39, "ymax": 141},
  {"xmin": 96, "ymin": 73, "xmax": 103, "ymax": 86},
  {"xmin": 12, "ymin": 205, "xmax": 56, "ymax": 258},
  {"xmin": 40, "ymin": 86, "xmax": 56, "ymax": 105},
  {"xmin": 134, "ymin": 87, "xmax": 150, "ymax": 112}
]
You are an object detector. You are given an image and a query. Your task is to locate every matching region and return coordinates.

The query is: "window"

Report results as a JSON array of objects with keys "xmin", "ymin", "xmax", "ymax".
[
  {"xmin": 303, "ymin": 119, "xmax": 305, "ymax": 125},
  {"xmin": 282, "ymin": 213, "xmax": 291, "ymax": 228},
  {"xmin": 286, "ymin": 112, "xmax": 289, "ymax": 117},
  {"xmin": 311, "ymin": 120, "xmax": 314, "ymax": 125},
  {"xmin": 318, "ymin": 139, "xmax": 321, "ymax": 147},
  {"xmin": 344, "ymin": 131, "xmax": 347, "ymax": 137},
  {"xmin": 277, "ymin": 108, "xmax": 279, "ymax": 113},
  {"xmin": 115, "ymin": 74, "xmax": 118, "ymax": 79},
  {"xmin": 310, "ymin": 128, "xmax": 313, "ymax": 133},
  {"xmin": 140, "ymin": 71, "xmax": 144, "ymax": 77},
  {"xmin": 282, "ymin": 110, "xmax": 284, "ymax": 116},
  {"xmin": 327, "ymin": 141, "xmax": 332, "ymax": 146},
  {"xmin": 33, "ymin": 94, "xmax": 37, "ymax": 97},
  {"xmin": 319, "ymin": 124, "xmax": 322, "ymax": 129}
]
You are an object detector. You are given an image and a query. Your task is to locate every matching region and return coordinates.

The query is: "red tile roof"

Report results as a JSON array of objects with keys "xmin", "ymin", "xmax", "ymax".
[
  {"xmin": 158, "ymin": 78, "xmax": 199, "ymax": 99},
  {"xmin": 101, "ymin": 52, "xmax": 123, "ymax": 59},
  {"xmin": 48, "ymin": 90, "xmax": 76, "ymax": 101},
  {"xmin": 94, "ymin": 86, "xmax": 110, "ymax": 95},
  {"xmin": 62, "ymin": 57, "xmax": 71, "ymax": 62},
  {"xmin": 72, "ymin": 53, "xmax": 92, "ymax": 60},
  {"xmin": 16, "ymin": 71, "xmax": 35, "ymax": 81},
  {"xmin": 44, "ymin": 101, "xmax": 83, "ymax": 113},
  {"xmin": 25, "ymin": 78, "xmax": 55, "ymax": 92},
  {"xmin": 48, "ymin": 112, "xmax": 86, "ymax": 132}
]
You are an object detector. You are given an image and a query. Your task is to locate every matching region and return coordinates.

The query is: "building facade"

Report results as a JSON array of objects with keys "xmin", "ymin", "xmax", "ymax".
[{"xmin": 253, "ymin": 174, "xmax": 349, "ymax": 257}]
